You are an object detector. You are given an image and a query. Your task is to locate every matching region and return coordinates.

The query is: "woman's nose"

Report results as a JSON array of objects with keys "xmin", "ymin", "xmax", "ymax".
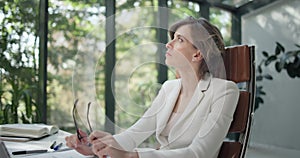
[{"xmin": 166, "ymin": 40, "xmax": 172, "ymax": 49}]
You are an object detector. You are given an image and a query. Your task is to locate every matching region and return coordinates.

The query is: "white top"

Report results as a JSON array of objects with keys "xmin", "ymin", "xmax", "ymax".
[{"xmin": 160, "ymin": 112, "xmax": 182, "ymax": 138}]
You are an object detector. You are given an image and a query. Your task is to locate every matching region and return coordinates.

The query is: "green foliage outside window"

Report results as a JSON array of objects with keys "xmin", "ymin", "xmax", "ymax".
[{"xmin": 0, "ymin": 0, "xmax": 40, "ymax": 124}]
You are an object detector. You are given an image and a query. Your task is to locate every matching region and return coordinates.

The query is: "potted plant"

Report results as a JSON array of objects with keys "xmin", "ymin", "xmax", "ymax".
[{"xmin": 255, "ymin": 42, "xmax": 300, "ymax": 111}]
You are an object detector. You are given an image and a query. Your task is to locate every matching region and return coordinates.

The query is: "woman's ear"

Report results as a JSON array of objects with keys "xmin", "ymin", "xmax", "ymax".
[{"xmin": 192, "ymin": 50, "xmax": 203, "ymax": 62}]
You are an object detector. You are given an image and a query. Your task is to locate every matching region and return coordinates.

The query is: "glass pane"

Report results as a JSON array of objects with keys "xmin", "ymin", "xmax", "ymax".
[
  {"xmin": 0, "ymin": 0, "xmax": 40, "ymax": 124},
  {"xmin": 220, "ymin": 0, "xmax": 253, "ymax": 7},
  {"xmin": 168, "ymin": 0, "xmax": 200, "ymax": 19},
  {"xmin": 47, "ymin": 0, "xmax": 106, "ymax": 133},
  {"xmin": 109, "ymin": 5, "xmax": 162, "ymax": 147},
  {"xmin": 210, "ymin": 7, "xmax": 232, "ymax": 46},
  {"xmin": 114, "ymin": 7, "xmax": 161, "ymax": 131}
]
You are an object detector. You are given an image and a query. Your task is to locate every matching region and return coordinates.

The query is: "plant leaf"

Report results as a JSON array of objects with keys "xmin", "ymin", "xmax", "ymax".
[
  {"xmin": 281, "ymin": 51, "xmax": 298, "ymax": 61},
  {"xmin": 294, "ymin": 56, "xmax": 300, "ymax": 67},
  {"xmin": 22, "ymin": 90, "xmax": 32, "ymax": 118},
  {"xmin": 258, "ymin": 65, "xmax": 262, "ymax": 73},
  {"xmin": 256, "ymin": 76, "xmax": 263, "ymax": 81},
  {"xmin": 260, "ymin": 90, "xmax": 266, "ymax": 95},
  {"xmin": 286, "ymin": 63, "xmax": 297, "ymax": 78},
  {"xmin": 254, "ymin": 103, "xmax": 260, "ymax": 112},
  {"xmin": 265, "ymin": 55, "xmax": 277, "ymax": 66},
  {"xmin": 262, "ymin": 51, "xmax": 269, "ymax": 58},
  {"xmin": 275, "ymin": 62, "xmax": 282, "ymax": 72},
  {"xmin": 297, "ymin": 65, "xmax": 300, "ymax": 77},
  {"xmin": 264, "ymin": 74, "xmax": 273, "ymax": 80},
  {"xmin": 21, "ymin": 112, "xmax": 30, "ymax": 124},
  {"xmin": 275, "ymin": 42, "xmax": 285, "ymax": 54},
  {"xmin": 257, "ymin": 86, "xmax": 263, "ymax": 89},
  {"xmin": 256, "ymin": 97, "xmax": 264, "ymax": 104}
]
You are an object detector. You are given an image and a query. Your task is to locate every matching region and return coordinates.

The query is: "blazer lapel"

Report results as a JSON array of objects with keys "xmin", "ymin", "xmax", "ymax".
[
  {"xmin": 156, "ymin": 80, "xmax": 181, "ymax": 135},
  {"xmin": 168, "ymin": 74, "xmax": 212, "ymax": 143},
  {"xmin": 179, "ymin": 74, "xmax": 211, "ymax": 117}
]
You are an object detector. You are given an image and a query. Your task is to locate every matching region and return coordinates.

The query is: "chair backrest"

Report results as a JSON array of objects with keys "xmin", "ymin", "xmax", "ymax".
[{"xmin": 218, "ymin": 45, "xmax": 256, "ymax": 158}]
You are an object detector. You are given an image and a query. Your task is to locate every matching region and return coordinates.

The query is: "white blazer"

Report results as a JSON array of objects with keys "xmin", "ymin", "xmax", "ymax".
[{"xmin": 114, "ymin": 74, "xmax": 239, "ymax": 158}]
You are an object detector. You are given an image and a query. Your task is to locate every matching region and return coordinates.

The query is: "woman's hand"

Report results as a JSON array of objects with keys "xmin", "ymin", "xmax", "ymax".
[
  {"xmin": 65, "ymin": 129, "xmax": 94, "ymax": 156},
  {"xmin": 89, "ymin": 131, "xmax": 139, "ymax": 158}
]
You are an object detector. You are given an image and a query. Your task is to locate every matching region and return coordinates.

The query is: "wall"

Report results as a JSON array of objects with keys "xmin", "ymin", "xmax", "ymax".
[{"xmin": 242, "ymin": 0, "xmax": 300, "ymax": 150}]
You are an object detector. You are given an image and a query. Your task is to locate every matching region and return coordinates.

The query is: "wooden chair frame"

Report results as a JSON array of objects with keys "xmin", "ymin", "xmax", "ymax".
[{"xmin": 218, "ymin": 45, "xmax": 256, "ymax": 158}]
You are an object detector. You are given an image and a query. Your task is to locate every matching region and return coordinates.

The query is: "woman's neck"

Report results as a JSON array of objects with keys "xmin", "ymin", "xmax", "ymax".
[{"xmin": 177, "ymin": 70, "xmax": 200, "ymax": 97}]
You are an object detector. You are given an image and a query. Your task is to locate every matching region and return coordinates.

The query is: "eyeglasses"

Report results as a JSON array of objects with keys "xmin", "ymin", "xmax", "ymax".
[{"xmin": 72, "ymin": 99, "xmax": 93, "ymax": 142}]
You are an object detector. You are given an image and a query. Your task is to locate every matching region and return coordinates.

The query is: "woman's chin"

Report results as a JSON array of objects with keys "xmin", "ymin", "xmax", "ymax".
[{"xmin": 165, "ymin": 61, "xmax": 173, "ymax": 67}]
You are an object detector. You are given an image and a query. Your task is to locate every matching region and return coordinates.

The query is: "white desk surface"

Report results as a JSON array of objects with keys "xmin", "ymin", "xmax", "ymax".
[{"xmin": 3, "ymin": 130, "xmax": 94, "ymax": 158}]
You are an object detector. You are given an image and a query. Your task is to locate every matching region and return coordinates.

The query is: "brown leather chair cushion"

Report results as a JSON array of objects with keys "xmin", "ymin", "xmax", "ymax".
[
  {"xmin": 229, "ymin": 91, "xmax": 250, "ymax": 132},
  {"xmin": 218, "ymin": 142, "xmax": 242, "ymax": 158},
  {"xmin": 223, "ymin": 45, "xmax": 251, "ymax": 83}
]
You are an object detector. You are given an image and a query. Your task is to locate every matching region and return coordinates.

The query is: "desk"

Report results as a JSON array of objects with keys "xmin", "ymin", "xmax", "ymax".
[{"xmin": 3, "ymin": 130, "xmax": 93, "ymax": 158}]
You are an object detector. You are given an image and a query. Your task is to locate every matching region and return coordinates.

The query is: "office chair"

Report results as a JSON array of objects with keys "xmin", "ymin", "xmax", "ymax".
[{"xmin": 218, "ymin": 45, "xmax": 256, "ymax": 158}]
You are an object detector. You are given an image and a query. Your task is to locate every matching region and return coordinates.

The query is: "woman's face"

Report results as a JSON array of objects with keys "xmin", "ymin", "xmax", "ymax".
[{"xmin": 165, "ymin": 24, "xmax": 198, "ymax": 69}]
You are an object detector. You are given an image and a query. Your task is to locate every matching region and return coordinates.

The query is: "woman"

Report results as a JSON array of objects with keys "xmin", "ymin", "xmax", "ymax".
[{"xmin": 65, "ymin": 16, "xmax": 239, "ymax": 158}]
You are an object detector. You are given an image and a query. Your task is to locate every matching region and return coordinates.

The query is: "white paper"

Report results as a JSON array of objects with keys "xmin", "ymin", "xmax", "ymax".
[{"xmin": 14, "ymin": 150, "xmax": 95, "ymax": 158}]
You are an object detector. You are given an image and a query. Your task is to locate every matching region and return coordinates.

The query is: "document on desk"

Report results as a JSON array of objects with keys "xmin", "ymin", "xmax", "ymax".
[
  {"xmin": 17, "ymin": 150, "xmax": 95, "ymax": 158},
  {"xmin": 0, "ymin": 123, "xmax": 59, "ymax": 139}
]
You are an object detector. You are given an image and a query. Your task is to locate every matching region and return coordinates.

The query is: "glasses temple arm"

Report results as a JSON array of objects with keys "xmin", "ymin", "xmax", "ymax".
[{"xmin": 87, "ymin": 102, "xmax": 93, "ymax": 132}]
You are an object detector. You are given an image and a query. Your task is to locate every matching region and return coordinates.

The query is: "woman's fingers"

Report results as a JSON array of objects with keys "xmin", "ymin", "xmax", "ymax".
[
  {"xmin": 66, "ymin": 130, "xmax": 132, "ymax": 157},
  {"xmin": 91, "ymin": 138, "xmax": 106, "ymax": 151},
  {"xmin": 94, "ymin": 144, "xmax": 134, "ymax": 158},
  {"xmin": 65, "ymin": 134, "xmax": 78, "ymax": 148},
  {"xmin": 78, "ymin": 129, "xmax": 88, "ymax": 137},
  {"xmin": 89, "ymin": 131, "xmax": 110, "ymax": 142},
  {"xmin": 93, "ymin": 143, "xmax": 111, "ymax": 158},
  {"xmin": 77, "ymin": 129, "xmax": 90, "ymax": 145},
  {"xmin": 87, "ymin": 130, "xmax": 127, "ymax": 157},
  {"xmin": 91, "ymin": 134, "xmax": 123, "ymax": 150},
  {"xmin": 65, "ymin": 134, "xmax": 94, "ymax": 156},
  {"xmin": 65, "ymin": 133, "xmax": 88, "ymax": 148}
]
